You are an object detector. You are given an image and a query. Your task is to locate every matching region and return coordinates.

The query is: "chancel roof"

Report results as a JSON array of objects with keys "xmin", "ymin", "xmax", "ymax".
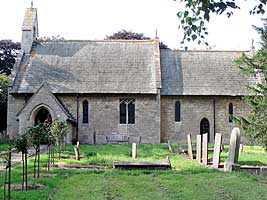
[{"xmin": 160, "ymin": 49, "xmax": 250, "ymax": 96}]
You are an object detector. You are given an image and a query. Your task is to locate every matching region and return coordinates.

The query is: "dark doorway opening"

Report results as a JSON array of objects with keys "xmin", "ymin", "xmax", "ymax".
[
  {"xmin": 34, "ymin": 108, "xmax": 52, "ymax": 126},
  {"xmin": 200, "ymin": 118, "xmax": 210, "ymax": 142}
]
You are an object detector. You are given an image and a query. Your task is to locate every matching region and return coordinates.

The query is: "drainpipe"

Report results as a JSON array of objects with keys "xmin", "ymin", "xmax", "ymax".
[
  {"xmin": 213, "ymin": 97, "xmax": 216, "ymax": 140},
  {"xmin": 76, "ymin": 94, "xmax": 79, "ymax": 142}
]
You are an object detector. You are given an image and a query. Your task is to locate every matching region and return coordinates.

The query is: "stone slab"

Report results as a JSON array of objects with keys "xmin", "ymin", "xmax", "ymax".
[
  {"xmin": 212, "ymin": 133, "xmax": 222, "ymax": 168},
  {"xmin": 202, "ymin": 133, "xmax": 208, "ymax": 165},
  {"xmin": 187, "ymin": 134, "xmax": 193, "ymax": 160},
  {"xmin": 196, "ymin": 135, "xmax": 202, "ymax": 163}
]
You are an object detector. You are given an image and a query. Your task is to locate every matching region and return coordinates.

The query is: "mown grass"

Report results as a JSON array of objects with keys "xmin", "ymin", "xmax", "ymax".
[{"xmin": 0, "ymin": 144, "xmax": 267, "ymax": 199}]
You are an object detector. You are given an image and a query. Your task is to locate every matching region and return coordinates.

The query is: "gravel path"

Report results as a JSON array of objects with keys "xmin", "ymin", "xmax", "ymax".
[{"xmin": 0, "ymin": 145, "xmax": 47, "ymax": 171}]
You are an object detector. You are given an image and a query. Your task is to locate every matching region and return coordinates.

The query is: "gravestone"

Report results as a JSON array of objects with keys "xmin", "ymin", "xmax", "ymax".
[
  {"xmin": 196, "ymin": 135, "xmax": 202, "ymax": 163},
  {"xmin": 74, "ymin": 141, "xmax": 80, "ymax": 160},
  {"xmin": 132, "ymin": 143, "xmax": 137, "ymax": 159},
  {"xmin": 187, "ymin": 134, "xmax": 193, "ymax": 160},
  {"xmin": 167, "ymin": 140, "xmax": 173, "ymax": 153},
  {"xmin": 224, "ymin": 128, "xmax": 241, "ymax": 171},
  {"xmin": 239, "ymin": 144, "xmax": 244, "ymax": 153},
  {"xmin": 202, "ymin": 133, "xmax": 208, "ymax": 165},
  {"xmin": 212, "ymin": 133, "xmax": 222, "ymax": 168}
]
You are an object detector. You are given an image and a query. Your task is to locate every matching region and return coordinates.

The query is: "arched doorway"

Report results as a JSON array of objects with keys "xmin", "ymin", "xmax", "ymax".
[
  {"xmin": 200, "ymin": 118, "xmax": 210, "ymax": 142},
  {"xmin": 34, "ymin": 107, "xmax": 52, "ymax": 126}
]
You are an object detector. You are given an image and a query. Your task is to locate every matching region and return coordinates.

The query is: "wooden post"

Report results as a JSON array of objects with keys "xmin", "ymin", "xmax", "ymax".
[
  {"xmin": 212, "ymin": 133, "xmax": 222, "ymax": 168},
  {"xmin": 202, "ymin": 133, "xmax": 208, "ymax": 165},
  {"xmin": 187, "ymin": 134, "xmax": 193, "ymax": 160},
  {"xmin": 196, "ymin": 135, "xmax": 202, "ymax": 163}
]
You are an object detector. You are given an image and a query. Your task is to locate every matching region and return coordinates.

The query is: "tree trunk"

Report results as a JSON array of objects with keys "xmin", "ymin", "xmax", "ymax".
[
  {"xmin": 58, "ymin": 141, "xmax": 61, "ymax": 160},
  {"xmin": 34, "ymin": 149, "xmax": 37, "ymax": 178},
  {"xmin": 37, "ymin": 146, "xmax": 40, "ymax": 178},
  {"xmin": 4, "ymin": 167, "xmax": 7, "ymax": 200},
  {"xmin": 25, "ymin": 152, "xmax": 27, "ymax": 191},
  {"xmin": 51, "ymin": 145, "xmax": 54, "ymax": 165},
  {"xmin": 22, "ymin": 153, "xmax": 24, "ymax": 191},
  {"xmin": 8, "ymin": 151, "xmax": 11, "ymax": 200},
  {"xmin": 47, "ymin": 145, "xmax": 50, "ymax": 171}
]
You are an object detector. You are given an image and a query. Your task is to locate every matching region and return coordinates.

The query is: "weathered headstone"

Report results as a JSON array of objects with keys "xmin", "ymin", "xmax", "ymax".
[
  {"xmin": 224, "ymin": 128, "xmax": 241, "ymax": 171},
  {"xmin": 187, "ymin": 134, "xmax": 193, "ymax": 160},
  {"xmin": 239, "ymin": 144, "xmax": 243, "ymax": 153},
  {"xmin": 74, "ymin": 141, "xmax": 80, "ymax": 160},
  {"xmin": 132, "ymin": 143, "xmax": 137, "ymax": 159},
  {"xmin": 196, "ymin": 135, "xmax": 202, "ymax": 163},
  {"xmin": 212, "ymin": 133, "xmax": 222, "ymax": 168},
  {"xmin": 167, "ymin": 140, "xmax": 173, "ymax": 153},
  {"xmin": 202, "ymin": 133, "xmax": 208, "ymax": 165}
]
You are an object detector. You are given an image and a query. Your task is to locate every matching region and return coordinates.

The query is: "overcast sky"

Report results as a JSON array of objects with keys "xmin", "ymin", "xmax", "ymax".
[{"xmin": 0, "ymin": 0, "xmax": 264, "ymax": 50}]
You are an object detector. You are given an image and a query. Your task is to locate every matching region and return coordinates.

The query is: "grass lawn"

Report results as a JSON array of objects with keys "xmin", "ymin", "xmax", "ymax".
[{"xmin": 0, "ymin": 144, "xmax": 267, "ymax": 199}]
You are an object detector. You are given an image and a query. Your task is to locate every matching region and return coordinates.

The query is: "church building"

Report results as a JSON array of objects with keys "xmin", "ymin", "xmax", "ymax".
[{"xmin": 7, "ymin": 7, "xmax": 250, "ymax": 144}]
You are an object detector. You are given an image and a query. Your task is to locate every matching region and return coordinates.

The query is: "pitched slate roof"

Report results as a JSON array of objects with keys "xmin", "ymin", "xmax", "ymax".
[
  {"xmin": 11, "ymin": 40, "xmax": 161, "ymax": 94},
  {"xmin": 160, "ymin": 49, "xmax": 250, "ymax": 96}
]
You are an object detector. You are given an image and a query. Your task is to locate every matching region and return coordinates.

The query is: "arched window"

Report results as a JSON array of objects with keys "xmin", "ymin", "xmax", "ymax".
[
  {"xmin": 175, "ymin": 101, "xmax": 181, "ymax": 122},
  {"xmin": 120, "ymin": 99, "xmax": 135, "ymax": 124},
  {"xmin": 82, "ymin": 100, "xmax": 89, "ymax": 124},
  {"xmin": 229, "ymin": 103, "xmax": 233, "ymax": 123}
]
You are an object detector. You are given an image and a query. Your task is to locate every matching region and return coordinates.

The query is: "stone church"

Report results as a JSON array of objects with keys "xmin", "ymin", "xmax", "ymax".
[{"xmin": 7, "ymin": 7, "xmax": 251, "ymax": 144}]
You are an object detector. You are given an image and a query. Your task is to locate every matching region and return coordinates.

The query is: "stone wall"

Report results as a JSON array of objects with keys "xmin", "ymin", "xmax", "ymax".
[
  {"xmin": 8, "ymin": 91, "xmax": 248, "ymax": 144},
  {"xmin": 160, "ymin": 96, "xmax": 249, "ymax": 144},
  {"xmin": 7, "ymin": 94, "xmax": 27, "ymax": 138},
  {"xmin": 58, "ymin": 94, "xmax": 161, "ymax": 144}
]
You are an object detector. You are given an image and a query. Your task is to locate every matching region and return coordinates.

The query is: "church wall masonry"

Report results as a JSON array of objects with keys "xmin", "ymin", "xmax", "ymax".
[
  {"xmin": 58, "ymin": 94, "xmax": 161, "ymax": 144},
  {"xmin": 160, "ymin": 96, "xmax": 249, "ymax": 144}
]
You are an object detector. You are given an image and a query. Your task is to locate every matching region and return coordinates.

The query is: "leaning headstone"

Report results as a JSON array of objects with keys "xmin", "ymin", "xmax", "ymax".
[
  {"xmin": 212, "ymin": 133, "xmax": 222, "ymax": 168},
  {"xmin": 239, "ymin": 144, "xmax": 244, "ymax": 153},
  {"xmin": 202, "ymin": 133, "xmax": 208, "ymax": 165},
  {"xmin": 132, "ymin": 143, "xmax": 137, "ymax": 159},
  {"xmin": 196, "ymin": 135, "xmax": 202, "ymax": 163},
  {"xmin": 224, "ymin": 128, "xmax": 241, "ymax": 171},
  {"xmin": 167, "ymin": 140, "xmax": 173, "ymax": 153},
  {"xmin": 187, "ymin": 134, "xmax": 193, "ymax": 160}
]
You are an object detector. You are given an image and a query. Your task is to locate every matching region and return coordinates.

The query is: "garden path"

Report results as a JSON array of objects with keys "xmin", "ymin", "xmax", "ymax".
[{"xmin": 0, "ymin": 145, "xmax": 47, "ymax": 171}]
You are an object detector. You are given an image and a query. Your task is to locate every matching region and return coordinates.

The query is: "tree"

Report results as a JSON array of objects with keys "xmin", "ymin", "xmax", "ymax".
[
  {"xmin": 0, "ymin": 40, "xmax": 20, "ymax": 75},
  {"xmin": 27, "ymin": 123, "xmax": 49, "ymax": 178},
  {"xmin": 177, "ymin": 0, "xmax": 267, "ymax": 46},
  {"xmin": 38, "ymin": 35, "xmax": 65, "ymax": 42},
  {"xmin": 105, "ymin": 30, "xmax": 169, "ymax": 49},
  {"xmin": 0, "ymin": 40, "xmax": 20, "ymax": 132},
  {"xmin": 0, "ymin": 74, "xmax": 8, "ymax": 132},
  {"xmin": 235, "ymin": 22, "xmax": 267, "ymax": 150},
  {"xmin": 14, "ymin": 134, "xmax": 30, "ymax": 190},
  {"xmin": 50, "ymin": 119, "xmax": 68, "ymax": 160}
]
